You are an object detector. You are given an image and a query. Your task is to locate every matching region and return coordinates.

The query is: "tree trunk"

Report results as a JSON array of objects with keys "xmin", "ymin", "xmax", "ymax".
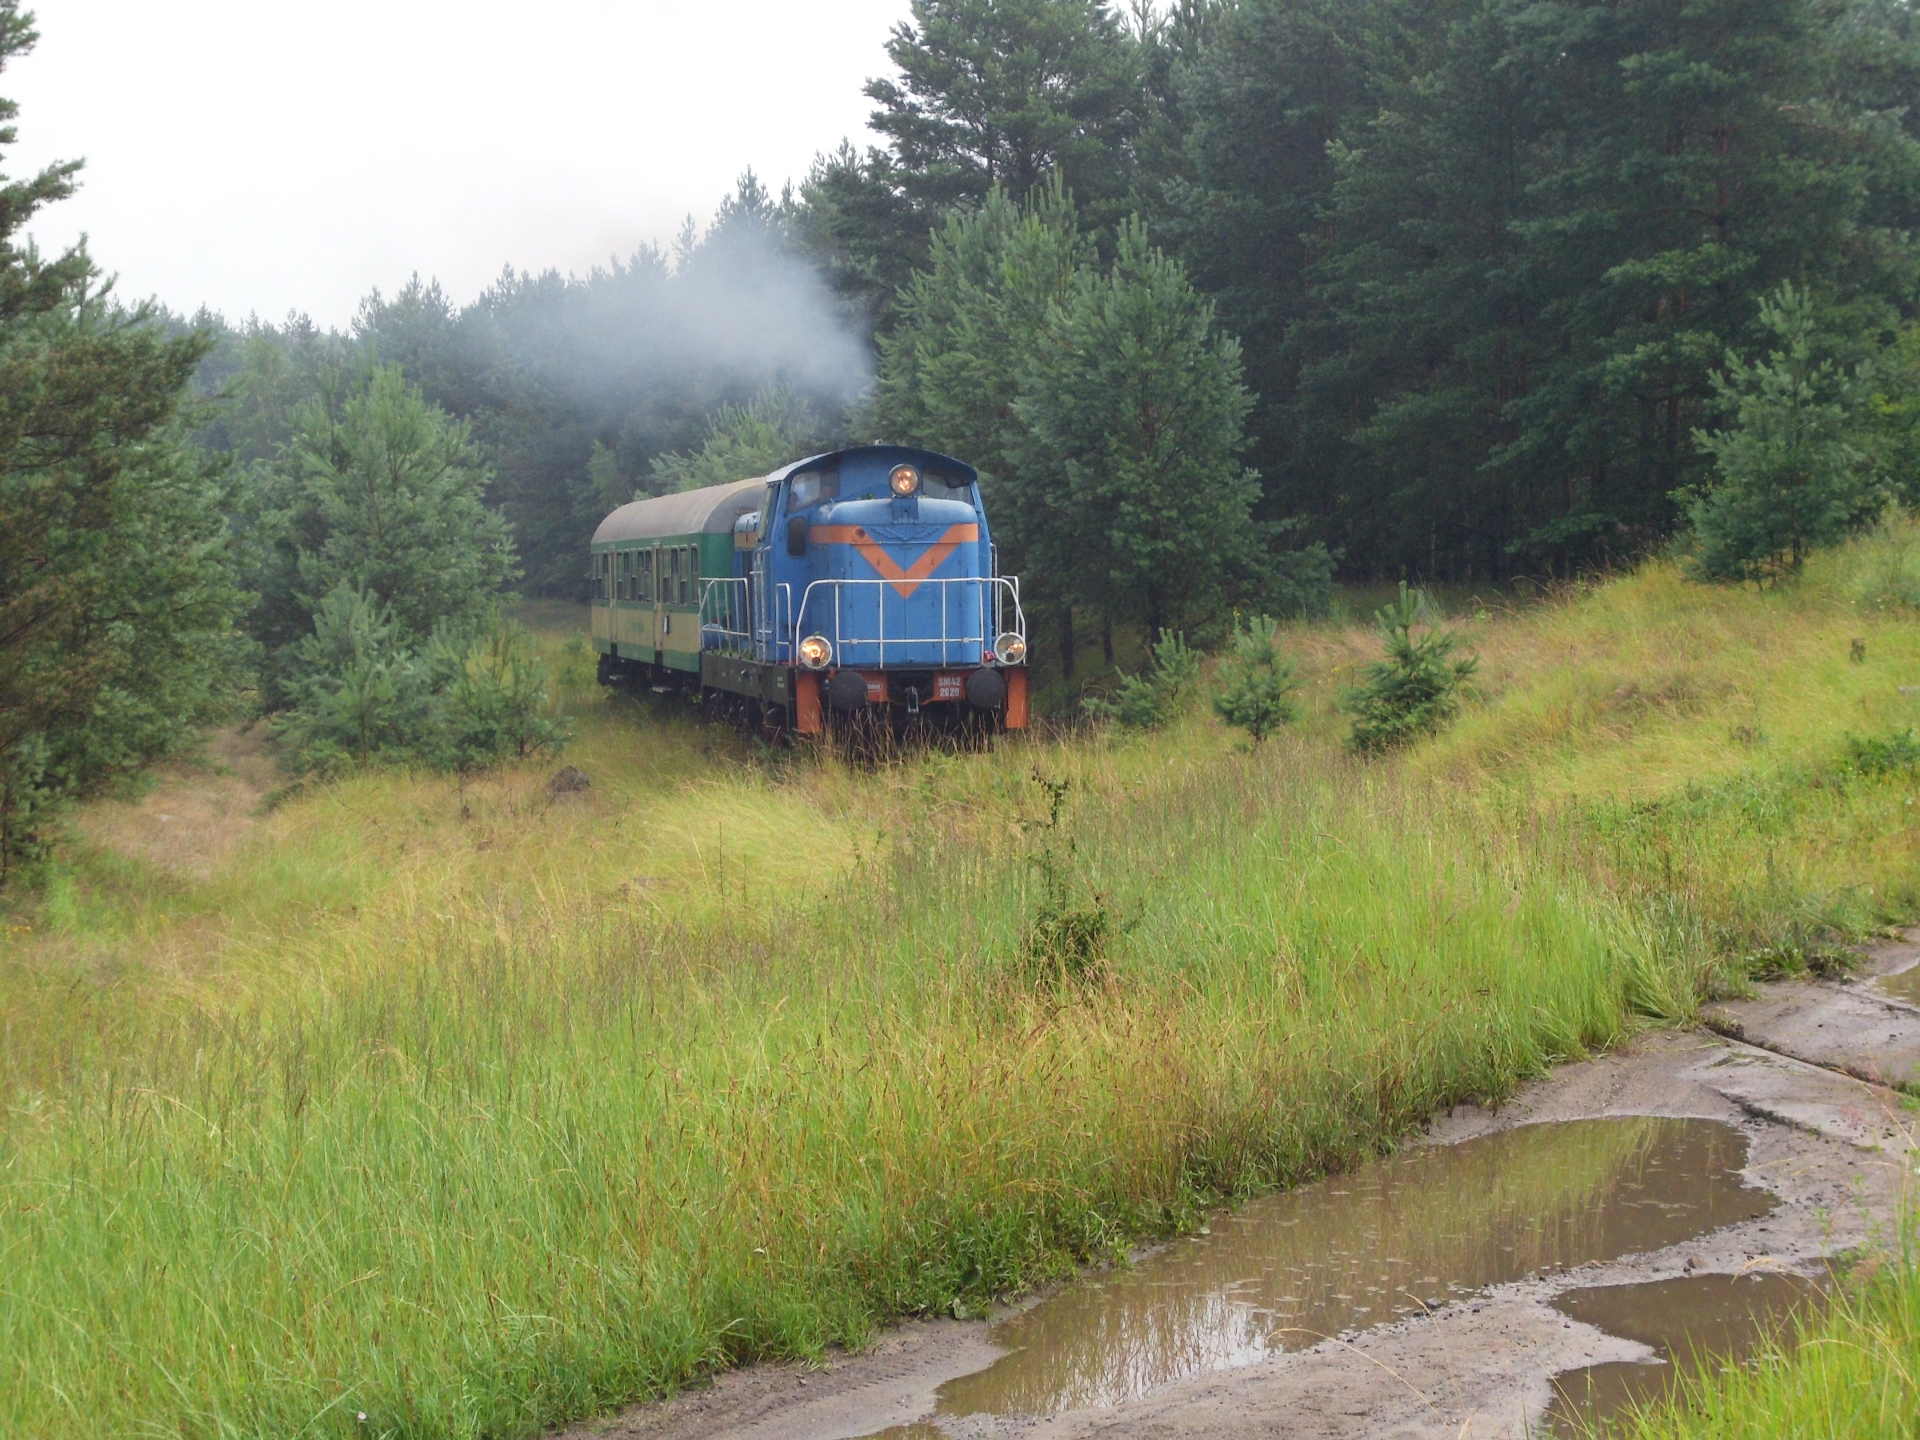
[{"xmin": 1058, "ymin": 606, "xmax": 1075, "ymax": 680}]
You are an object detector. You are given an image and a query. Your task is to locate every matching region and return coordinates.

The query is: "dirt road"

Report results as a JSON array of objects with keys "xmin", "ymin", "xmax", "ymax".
[{"xmin": 571, "ymin": 933, "xmax": 1919, "ymax": 1440}]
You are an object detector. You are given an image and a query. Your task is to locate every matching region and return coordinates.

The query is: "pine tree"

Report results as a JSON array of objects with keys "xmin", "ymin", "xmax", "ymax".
[
  {"xmin": 247, "ymin": 363, "xmax": 517, "ymax": 700},
  {"xmin": 1342, "ymin": 583, "xmax": 1477, "ymax": 752},
  {"xmin": 1177, "ymin": 0, "xmax": 1920, "ymax": 579},
  {"xmin": 0, "ymin": 3, "xmax": 244, "ymax": 875},
  {"xmin": 1499, "ymin": 0, "xmax": 1920, "ymax": 564},
  {"xmin": 874, "ymin": 183, "xmax": 1091, "ymax": 671},
  {"xmin": 1686, "ymin": 283, "xmax": 1883, "ymax": 583},
  {"xmin": 790, "ymin": 141, "xmax": 934, "ymax": 331},
  {"xmin": 1012, "ymin": 219, "xmax": 1265, "ymax": 638},
  {"xmin": 877, "ymin": 182, "xmax": 1091, "ymax": 478},
  {"xmin": 1296, "ymin": 0, "xmax": 1544, "ymax": 580},
  {"xmin": 866, "ymin": 0, "xmax": 1142, "ymax": 219},
  {"xmin": 1210, "ymin": 614, "xmax": 1301, "ymax": 743}
]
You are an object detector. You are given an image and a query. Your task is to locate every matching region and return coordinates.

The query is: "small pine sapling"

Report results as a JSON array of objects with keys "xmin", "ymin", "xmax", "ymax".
[
  {"xmin": 1088, "ymin": 629, "xmax": 1202, "ymax": 730},
  {"xmin": 1210, "ymin": 615, "xmax": 1300, "ymax": 743},
  {"xmin": 1342, "ymin": 583, "xmax": 1478, "ymax": 752}
]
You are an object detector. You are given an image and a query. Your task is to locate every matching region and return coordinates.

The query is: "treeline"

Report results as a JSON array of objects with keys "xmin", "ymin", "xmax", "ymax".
[
  {"xmin": 832, "ymin": 0, "xmax": 1920, "ymax": 587},
  {"xmin": 189, "ymin": 0, "xmax": 1920, "ymax": 611}
]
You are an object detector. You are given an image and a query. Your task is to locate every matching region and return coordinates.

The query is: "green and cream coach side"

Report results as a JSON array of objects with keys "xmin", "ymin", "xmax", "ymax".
[{"xmin": 589, "ymin": 478, "xmax": 765, "ymax": 680}]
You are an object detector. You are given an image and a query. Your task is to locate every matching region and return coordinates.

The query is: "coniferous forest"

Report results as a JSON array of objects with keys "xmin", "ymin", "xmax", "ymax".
[{"xmin": 188, "ymin": 0, "xmax": 1920, "ymax": 602}]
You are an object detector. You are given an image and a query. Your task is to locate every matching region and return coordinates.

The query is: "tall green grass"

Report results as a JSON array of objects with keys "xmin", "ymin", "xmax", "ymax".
[
  {"xmin": 4, "ymin": 535, "xmax": 1919, "ymax": 1438},
  {"xmin": 1, "ymin": 738, "xmax": 1670, "ymax": 1438},
  {"xmin": 1608, "ymin": 1243, "xmax": 1920, "ymax": 1438}
]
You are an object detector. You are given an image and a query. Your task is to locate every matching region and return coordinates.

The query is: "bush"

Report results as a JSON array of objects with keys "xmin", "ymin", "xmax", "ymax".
[
  {"xmin": 1343, "ymin": 584, "xmax": 1477, "ymax": 753},
  {"xmin": 1841, "ymin": 728, "xmax": 1920, "ymax": 777},
  {"xmin": 1086, "ymin": 629, "xmax": 1201, "ymax": 731},
  {"xmin": 433, "ymin": 621, "xmax": 572, "ymax": 769},
  {"xmin": 1210, "ymin": 614, "xmax": 1300, "ymax": 743},
  {"xmin": 276, "ymin": 586, "xmax": 567, "ymax": 774}
]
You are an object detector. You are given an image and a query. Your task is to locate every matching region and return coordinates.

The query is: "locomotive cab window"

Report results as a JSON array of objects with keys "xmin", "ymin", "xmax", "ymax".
[
  {"xmin": 922, "ymin": 468, "xmax": 973, "ymax": 502},
  {"xmin": 789, "ymin": 468, "xmax": 840, "ymax": 510}
]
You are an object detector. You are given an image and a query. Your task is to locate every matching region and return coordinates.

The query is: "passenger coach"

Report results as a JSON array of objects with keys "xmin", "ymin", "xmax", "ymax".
[{"xmin": 590, "ymin": 445, "xmax": 1028, "ymax": 733}]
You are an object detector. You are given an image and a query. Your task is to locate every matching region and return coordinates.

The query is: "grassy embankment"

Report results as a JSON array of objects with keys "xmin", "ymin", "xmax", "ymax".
[{"xmin": 2, "ymin": 527, "xmax": 1919, "ymax": 1438}]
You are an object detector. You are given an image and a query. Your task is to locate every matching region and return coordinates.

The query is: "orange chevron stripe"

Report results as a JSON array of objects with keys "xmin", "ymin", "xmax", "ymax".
[{"xmin": 810, "ymin": 523, "xmax": 980, "ymax": 598}]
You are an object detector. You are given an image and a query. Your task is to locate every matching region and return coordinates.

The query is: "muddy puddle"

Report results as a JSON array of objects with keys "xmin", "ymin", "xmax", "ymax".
[
  {"xmin": 1543, "ymin": 1270, "xmax": 1824, "ymax": 1433},
  {"xmin": 1872, "ymin": 962, "xmax": 1920, "ymax": 1007},
  {"xmin": 863, "ymin": 1117, "xmax": 1772, "ymax": 1435}
]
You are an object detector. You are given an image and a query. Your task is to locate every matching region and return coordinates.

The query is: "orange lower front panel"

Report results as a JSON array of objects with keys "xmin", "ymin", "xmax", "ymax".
[
  {"xmin": 1005, "ymin": 668, "xmax": 1029, "ymax": 728},
  {"xmin": 794, "ymin": 671, "xmax": 823, "ymax": 734}
]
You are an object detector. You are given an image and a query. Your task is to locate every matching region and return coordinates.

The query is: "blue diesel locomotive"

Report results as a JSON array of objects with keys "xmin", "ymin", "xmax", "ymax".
[{"xmin": 590, "ymin": 445, "xmax": 1028, "ymax": 733}]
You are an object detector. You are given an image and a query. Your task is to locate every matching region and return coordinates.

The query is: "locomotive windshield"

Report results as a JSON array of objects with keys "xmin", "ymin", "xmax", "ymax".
[
  {"xmin": 790, "ymin": 467, "xmax": 840, "ymax": 508},
  {"xmin": 788, "ymin": 462, "xmax": 973, "ymax": 507}
]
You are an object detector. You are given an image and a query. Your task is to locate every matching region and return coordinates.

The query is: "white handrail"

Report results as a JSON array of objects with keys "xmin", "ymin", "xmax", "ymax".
[
  {"xmin": 701, "ymin": 573, "xmax": 1026, "ymax": 670},
  {"xmin": 792, "ymin": 576, "xmax": 1025, "ymax": 669}
]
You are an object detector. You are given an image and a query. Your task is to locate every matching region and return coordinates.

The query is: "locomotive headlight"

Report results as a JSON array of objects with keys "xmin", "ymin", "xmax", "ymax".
[
  {"xmin": 888, "ymin": 464, "xmax": 921, "ymax": 497},
  {"xmin": 995, "ymin": 632, "xmax": 1027, "ymax": 665},
  {"xmin": 798, "ymin": 634, "xmax": 833, "ymax": 670}
]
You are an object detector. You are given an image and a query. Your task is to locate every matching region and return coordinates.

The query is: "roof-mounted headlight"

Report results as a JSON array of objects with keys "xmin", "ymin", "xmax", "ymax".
[
  {"xmin": 995, "ymin": 632, "xmax": 1027, "ymax": 665},
  {"xmin": 798, "ymin": 634, "xmax": 833, "ymax": 670},
  {"xmin": 889, "ymin": 464, "xmax": 921, "ymax": 497}
]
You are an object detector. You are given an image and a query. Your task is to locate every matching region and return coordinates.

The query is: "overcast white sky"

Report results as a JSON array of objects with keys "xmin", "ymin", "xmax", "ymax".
[{"xmin": 7, "ymin": 1, "xmax": 911, "ymax": 326}]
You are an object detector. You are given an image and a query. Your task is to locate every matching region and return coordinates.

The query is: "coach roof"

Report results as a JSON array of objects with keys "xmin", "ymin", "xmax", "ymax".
[{"xmin": 591, "ymin": 477, "xmax": 767, "ymax": 546}]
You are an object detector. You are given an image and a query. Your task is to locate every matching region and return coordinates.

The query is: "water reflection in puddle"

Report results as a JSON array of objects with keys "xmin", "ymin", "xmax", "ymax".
[
  {"xmin": 1544, "ymin": 1271, "xmax": 1824, "ymax": 1433},
  {"xmin": 866, "ymin": 1117, "xmax": 1770, "ymax": 1434}
]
